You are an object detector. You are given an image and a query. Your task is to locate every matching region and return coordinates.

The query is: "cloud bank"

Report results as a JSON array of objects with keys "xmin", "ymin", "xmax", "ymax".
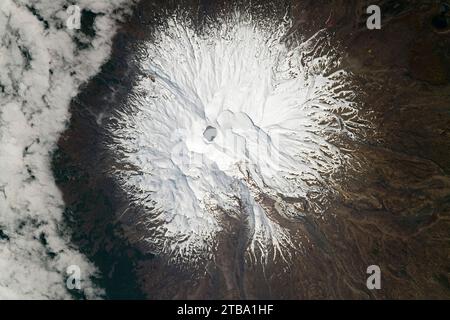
[{"xmin": 0, "ymin": 0, "xmax": 133, "ymax": 299}]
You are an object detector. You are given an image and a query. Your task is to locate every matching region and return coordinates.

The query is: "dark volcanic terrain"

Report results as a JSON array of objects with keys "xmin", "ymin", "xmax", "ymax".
[{"xmin": 53, "ymin": 0, "xmax": 450, "ymax": 299}]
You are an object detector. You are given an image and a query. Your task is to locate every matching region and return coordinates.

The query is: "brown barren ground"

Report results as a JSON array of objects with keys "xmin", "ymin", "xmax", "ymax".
[{"xmin": 53, "ymin": 0, "xmax": 450, "ymax": 299}]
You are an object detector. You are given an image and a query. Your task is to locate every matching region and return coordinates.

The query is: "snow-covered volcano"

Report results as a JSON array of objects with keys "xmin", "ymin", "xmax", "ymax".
[{"xmin": 108, "ymin": 14, "xmax": 362, "ymax": 265}]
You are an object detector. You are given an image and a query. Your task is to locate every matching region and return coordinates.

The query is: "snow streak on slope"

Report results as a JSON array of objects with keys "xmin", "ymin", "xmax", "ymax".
[
  {"xmin": 109, "ymin": 14, "xmax": 363, "ymax": 266},
  {"xmin": 0, "ymin": 0, "xmax": 133, "ymax": 299}
]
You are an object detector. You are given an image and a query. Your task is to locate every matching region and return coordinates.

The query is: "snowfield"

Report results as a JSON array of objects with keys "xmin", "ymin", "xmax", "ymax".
[{"xmin": 108, "ymin": 14, "xmax": 364, "ymax": 266}]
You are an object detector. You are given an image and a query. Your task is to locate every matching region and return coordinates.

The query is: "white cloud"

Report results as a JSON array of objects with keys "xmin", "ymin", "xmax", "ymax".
[{"xmin": 0, "ymin": 0, "xmax": 134, "ymax": 299}]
